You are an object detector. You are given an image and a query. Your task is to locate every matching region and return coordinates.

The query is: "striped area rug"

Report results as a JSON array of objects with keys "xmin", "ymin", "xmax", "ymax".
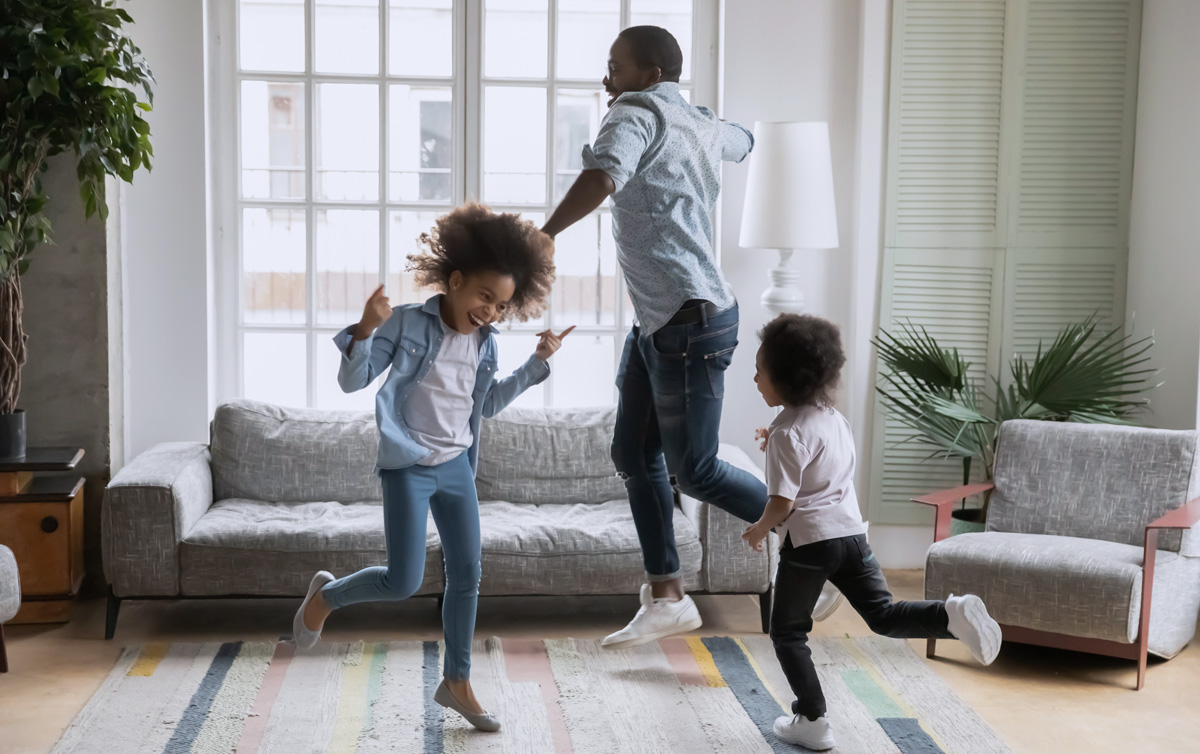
[{"xmin": 52, "ymin": 636, "xmax": 1010, "ymax": 754}]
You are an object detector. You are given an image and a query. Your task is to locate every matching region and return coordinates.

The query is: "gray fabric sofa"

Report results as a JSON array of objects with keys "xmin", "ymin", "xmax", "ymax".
[
  {"xmin": 102, "ymin": 399, "xmax": 776, "ymax": 638},
  {"xmin": 916, "ymin": 420, "xmax": 1200, "ymax": 689},
  {"xmin": 1, "ymin": 544, "xmax": 18, "ymax": 672}
]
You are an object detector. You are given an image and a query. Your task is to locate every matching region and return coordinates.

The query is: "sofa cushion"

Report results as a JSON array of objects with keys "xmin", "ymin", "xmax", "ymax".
[
  {"xmin": 211, "ymin": 400, "xmax": 380, "ymax": 504},
  {"xmin": 476, "ymin": 406, "xmax": 626, "ymax": 505},
  {"xmin": 179, "ymin": 499, "xmax": 442, "ymax": 596},
  {"xmin": 477, "ymin": 500, "xmax": 702, "ymax": 594},
  {"xmin": 923, "ymin": 531, "xmax": 1176, "ymax": 644},
  {"xmin": 0, "ymin": 545, "xmax": 19, "ymax": 623}
]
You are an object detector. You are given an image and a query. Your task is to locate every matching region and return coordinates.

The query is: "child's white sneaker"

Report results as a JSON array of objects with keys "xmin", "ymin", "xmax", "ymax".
[
  {"xmin": 773, "ymin": 713, "xmax": 836, "ymax": 750},
  {"xmin": 946, "ymin": 593, "xmax": 1002, "ymax": 665},
  {"xmin": 292, "ymin": 570, "xmax": 334, "ymax": 650},
  {"xmin": 601, "ymin": 584, "xmax": 703, "ymax": 650}
]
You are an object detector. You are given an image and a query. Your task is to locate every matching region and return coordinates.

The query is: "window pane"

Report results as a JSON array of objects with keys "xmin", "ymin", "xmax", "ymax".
[
  {"xmin": 551, "ymin": 213, "xmax": 616, "ymax": 328},
  {"xmin": 553, "ymin": 334, "xmax": 616, "ymax": 407},
  {"xmin": 485, "ymin": 0, "xmax": 548, "ymax": 78},
  {"xmin": 317, "ymin": 209, "xmax": 380, "ymax": 325},
  {"xmin": 316, "ymin": 334, "xmax": 380, "ymax": 411},
  {"xmin": 555, "ymin": 88, "xmax": 606, "ymax": 201},
  {"xmin": 558, "ymin": 0, "xmax": 619, "ymax": 81},
  {"xmin": 243, "ymin": 208, "xmax": 306, "ymax": 325},
  {"xmin": 389, "ymin": 86, "xmax": 453, "ymax": 202},
  {"xmin": 241, "ymin": 81, "xmax": 306, "ymax": 199},
  {"xmin": 631, "ymin": 0, "xmax": 692, "ymax": 81},
  {"xmin": 495, "ymin": 334, "xmax": 544, "ymax": 408},
  {"xmin": 244, "ymin": 332, "xmax": 307, "ymax": 408},
  {"xmin": 484, "ymin": 87, "xmax": 546, "ymax": 204},
  {"xmin": 316, "ymin": 83, "xmax": 380, "ymax": 201},
  {"xmin": 389, "ymin": 0, "xmax": 453, "ymax": 77},
  {"xmin": 388, "ymin": 210, "xmax": 443, "ymax": 306},
  {"xmin": 239, "ymin": 0, "xmax": 305, "ymax": 72},
  {"xmin": 316, "ymin": 0, "xmax": 380, "ymax": 75}
]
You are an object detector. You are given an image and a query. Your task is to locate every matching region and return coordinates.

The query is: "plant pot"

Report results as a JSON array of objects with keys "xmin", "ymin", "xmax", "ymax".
[
  {"xmin": 0, "ymin": 409, "xmax": 25, "ymax": 460},
  {"xmin": 949, "ymin": 507, "xmax": 986, "ymax": 537}
]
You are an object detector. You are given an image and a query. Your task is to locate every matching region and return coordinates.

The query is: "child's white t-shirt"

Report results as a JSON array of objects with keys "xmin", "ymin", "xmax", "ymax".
[
  {"xmin": 402, "ymin": 321, "xmax": 480, "ymax": 466},
  {"xmin": 767, "ymin": 404, "xmax": 866, "ymax": 548}
]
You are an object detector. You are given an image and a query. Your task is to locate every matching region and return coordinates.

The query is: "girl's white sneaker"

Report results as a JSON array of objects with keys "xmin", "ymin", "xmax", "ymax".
[
  {"xmin": 292, "ymin": 571, "xmax": 334, "ymax": 650},
  {"xmin": 773, "ymin": 713, "xmax": 836, "ymax": 750}
]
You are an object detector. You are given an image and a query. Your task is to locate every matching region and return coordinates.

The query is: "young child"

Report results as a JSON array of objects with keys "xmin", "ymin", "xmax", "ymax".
[
  {"xmin": 293, "ymin": 204, "xmax": 569, "ymax": 733},
  {"xmin": 742, "ymin": 314, "xmax": 1001, "ymax": 751}
]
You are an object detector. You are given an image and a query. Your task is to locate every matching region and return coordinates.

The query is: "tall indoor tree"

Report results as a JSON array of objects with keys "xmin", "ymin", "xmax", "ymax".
[{"xmin": 0, "ymin": 0, "xmax": 153, "ymax": 457}]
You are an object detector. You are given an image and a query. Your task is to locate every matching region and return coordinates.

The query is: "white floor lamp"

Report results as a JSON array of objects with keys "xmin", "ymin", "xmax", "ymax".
[{"xmin": 738, "ymin": 121, "xmax": 839, "ymax": 315}]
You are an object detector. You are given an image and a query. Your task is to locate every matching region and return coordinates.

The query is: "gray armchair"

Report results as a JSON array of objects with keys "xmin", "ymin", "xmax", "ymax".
[
  {"xmin": 1, "ymin": 544, "xmax": 19, "ymax": 672},
  {"xmin": 913, "ymin": 420, "xmax": 1200, "ymax": 689}
]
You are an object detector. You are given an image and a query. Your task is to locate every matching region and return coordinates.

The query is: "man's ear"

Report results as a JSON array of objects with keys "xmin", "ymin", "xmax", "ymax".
[{"xmin": 650, "ymin": 66, "xmax": 662, "ymax": 85}]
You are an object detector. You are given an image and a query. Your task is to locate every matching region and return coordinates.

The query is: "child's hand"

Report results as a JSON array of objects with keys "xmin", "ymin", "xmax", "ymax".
[
  {"xmin": 535, "ymin": 326, "xmax": 575, "ymax": 361},
  {"xmin": 755, "ymin": 427, "xmax": 769, "ymax": 452},
  {"xmin": 357, "ymin": 285, "xmax": 392, "ymax": 336},
  {"xmin": 742, "ymin": 521, "xmax": 770, "ymax": 552}
]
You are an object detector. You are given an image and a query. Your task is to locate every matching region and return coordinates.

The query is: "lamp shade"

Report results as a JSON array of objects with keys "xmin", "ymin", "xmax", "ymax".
[{"xmin": 738, "ymin": 121, "xmax": 839, "ymax": 250}]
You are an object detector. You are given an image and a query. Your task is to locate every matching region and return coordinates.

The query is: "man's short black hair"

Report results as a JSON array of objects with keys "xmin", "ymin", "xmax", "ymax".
[
  {"xmin": 758, "ymin": 314, "xmax": 846, "ymax": 408},
  {"xmin": 618, "ymin": 25, "xmax": 684, "ymax": 83}
]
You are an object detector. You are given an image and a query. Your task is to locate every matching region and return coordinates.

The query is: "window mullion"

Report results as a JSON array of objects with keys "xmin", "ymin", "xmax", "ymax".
[
  {"xmin": 305, "ymin": 0, "xmax": 317, "ymax": 408},
  {"xmin": 465, "ymin": 0, "xmax": 481, "ymax": 202},
  {"xmin": 379, "ymin": 0, "xmax": 388, "ymax": 296}
]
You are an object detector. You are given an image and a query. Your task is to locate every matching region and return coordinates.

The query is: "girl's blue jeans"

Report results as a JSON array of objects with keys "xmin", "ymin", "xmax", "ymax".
[{"xmin": 321, "ymin": 452, "xmax": 481, "ymax": 680}]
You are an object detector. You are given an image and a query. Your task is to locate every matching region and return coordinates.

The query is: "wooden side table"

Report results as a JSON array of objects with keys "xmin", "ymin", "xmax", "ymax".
[{"xmin": 0, "ymin": 448, "xmax": 86, "ymax": 624}]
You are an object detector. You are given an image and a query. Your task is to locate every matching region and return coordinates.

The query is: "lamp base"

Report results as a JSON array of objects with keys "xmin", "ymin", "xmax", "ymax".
[{"xmin": 760, "ymin": 249, "xmax": 806, "ymax": 315}]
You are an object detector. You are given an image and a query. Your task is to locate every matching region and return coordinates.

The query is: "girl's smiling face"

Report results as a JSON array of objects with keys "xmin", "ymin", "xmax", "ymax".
[
  {"xmin": 441, "ymin": 270, "xmax": 516, "ymax": 335},
  {"xmin": 602, "ymin": 36, "xmax": 661, "ymax": 108}
]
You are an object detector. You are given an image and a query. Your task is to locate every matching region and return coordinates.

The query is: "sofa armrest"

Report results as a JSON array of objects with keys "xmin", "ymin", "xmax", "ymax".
[
  {"xmin": 912, "ymin": 482, "xmax": 994, "ymax": 543},
  {"xmin": 682, "ymin": 443, "xmax": 777, "ymax": 593},
  {"xmin": 102, "ymin": 443, "xmax": 213, "ymax": 598}
]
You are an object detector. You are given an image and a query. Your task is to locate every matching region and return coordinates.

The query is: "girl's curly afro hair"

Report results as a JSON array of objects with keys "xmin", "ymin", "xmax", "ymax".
[
  {"xmin": 407, "ymin": 203, "xmax": 556, "ymax": 322},
  {"xmin": 758, "ymin": 314, "xmax": 846, "ymax": 408}
]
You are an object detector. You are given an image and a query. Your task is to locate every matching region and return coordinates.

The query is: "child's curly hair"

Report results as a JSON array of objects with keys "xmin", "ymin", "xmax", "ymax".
[
  {"xmin": 407, "ymin": 203, "xmax": 556, "ymax": 322},
  {"xmin": 759, "ymin": 314, "xmax": 846, "ymax": 408}
]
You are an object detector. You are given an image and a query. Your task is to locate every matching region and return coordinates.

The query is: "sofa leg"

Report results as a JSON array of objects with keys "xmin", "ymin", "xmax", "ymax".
[
  {"xmin": 1, "ymin": 623, "xmax": 8, "ymax": 673},
  {"xmin": 759, "ymin": 586, "xmax": 773, "ymax": 634},
  {"xmin": 926, "ymin": 638, "xmax": 937, "ymax": 659},
  {"xmin": 105, "ymin": 589, "xmax": 121, "ymax": 641}
]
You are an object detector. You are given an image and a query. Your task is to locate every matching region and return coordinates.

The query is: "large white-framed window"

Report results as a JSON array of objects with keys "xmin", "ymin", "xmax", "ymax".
[{"xmin": 210, "ymin": 0, "xmax": 717, "ymax": 412}]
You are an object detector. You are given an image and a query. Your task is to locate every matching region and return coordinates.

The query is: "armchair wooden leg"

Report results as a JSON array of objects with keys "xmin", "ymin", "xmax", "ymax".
[
  {"xmin": 1, "ymin": 623, "xmax": 8, "ymax": 673},
  {"xmin": 760, "ymin": 586, "xmax": 773, "ymax": 634},
  {"xmin": 105, "ymin": 589, "xmax": 121, "ymax": 641},
  {"xmin": 1136, "ymin": 634, "xmax": 1148, "ymax": 690},
  {"xmin": 926, "ymin": 638, "xmax": 937, "ymax": 659}
]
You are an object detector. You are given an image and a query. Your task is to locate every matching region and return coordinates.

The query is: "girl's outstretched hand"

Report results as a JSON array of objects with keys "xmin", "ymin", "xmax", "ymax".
[
  {"xmin": 356, "ymin": 285, "xmax": 392, "ymax": 338},
  {"xmin": 535, "ymin": 326, "xmax": 575, "ymax": 361}
]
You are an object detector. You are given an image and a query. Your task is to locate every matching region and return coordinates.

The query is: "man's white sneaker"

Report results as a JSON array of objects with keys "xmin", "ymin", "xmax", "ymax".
[
  {"xmin": 946, "ymin": 593, "xmax": 1002, "ymax": 666},
  {"xmin": 601, "ymin": 584, "xmax": 703, "ymax": 650},
  {"xmin": 773, "ymin": 713, "xmax": 836, "ymax": 750}
]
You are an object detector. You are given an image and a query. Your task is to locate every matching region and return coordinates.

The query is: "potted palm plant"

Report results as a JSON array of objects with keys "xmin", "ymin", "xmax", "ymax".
[
  {"xmin": 873, "ymin": 317, "xmax": 1158, "ymax": 535},
  {"xmin": 0, "ymin": 0, "xmax": 153, "ymax": 458}
]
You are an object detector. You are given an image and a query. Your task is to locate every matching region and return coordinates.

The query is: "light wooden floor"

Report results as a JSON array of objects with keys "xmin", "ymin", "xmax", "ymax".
[{"xmin": 2, "ymin": 570, "xmax": 1197, "ymax": 754}]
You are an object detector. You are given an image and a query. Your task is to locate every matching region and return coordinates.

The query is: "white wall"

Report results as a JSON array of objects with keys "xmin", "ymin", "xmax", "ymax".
[
  {"xmin": 1126, "ymin": 0, "xmax": 1200, "ymax": 432},
  {"xmin": 121, "ymin": 0, "xmax": 212, "ymax": 459}
]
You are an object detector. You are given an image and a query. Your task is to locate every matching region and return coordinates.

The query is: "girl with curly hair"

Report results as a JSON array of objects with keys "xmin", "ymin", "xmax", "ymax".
[
  {"xmin": 293, "ymin": 204, "xmax": 568, "ymax": 732},
  {"xmin": 742, "ymin": 314, "xmax": 1000, "ymax": 751}
]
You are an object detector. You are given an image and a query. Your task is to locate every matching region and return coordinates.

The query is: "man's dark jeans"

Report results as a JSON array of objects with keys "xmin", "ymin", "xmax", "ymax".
[
  {"xmin": 772, "ymin": 534, "xmax": 954, "ymax": 719},
  {"xmin": 612, "ymin": 303, "xmax": 768, "ymax": 580}
]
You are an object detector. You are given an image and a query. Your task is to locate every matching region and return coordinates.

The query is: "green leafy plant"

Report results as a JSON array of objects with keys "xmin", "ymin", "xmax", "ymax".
[
  {"xmin": 1, "ymin": 0, "xmax": 153, "ymax": 414},
  {"xmin": 873, "ymin": 316, "xmax": 1159, "ymax": 515}
]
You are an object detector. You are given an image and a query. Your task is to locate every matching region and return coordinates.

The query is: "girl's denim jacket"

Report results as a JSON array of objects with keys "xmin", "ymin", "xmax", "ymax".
[{"xmin": 333, "ymin": 294, "xmax": 549, "ymax": 474}]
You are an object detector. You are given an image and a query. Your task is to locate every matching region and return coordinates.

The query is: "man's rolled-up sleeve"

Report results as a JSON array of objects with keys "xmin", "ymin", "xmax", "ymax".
[{"xmin": 581, "ymin": 100, "xmax": 658, "ymax": 192}]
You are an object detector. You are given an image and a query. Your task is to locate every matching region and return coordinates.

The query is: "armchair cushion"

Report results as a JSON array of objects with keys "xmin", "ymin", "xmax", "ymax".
[
  {"xmin": 926, "ymin": 531, "xmax": 1200, "ymax": 656},
  {"xmin": 989, "ymin": 421, "xmax": 1200, "ymax": 555}
]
